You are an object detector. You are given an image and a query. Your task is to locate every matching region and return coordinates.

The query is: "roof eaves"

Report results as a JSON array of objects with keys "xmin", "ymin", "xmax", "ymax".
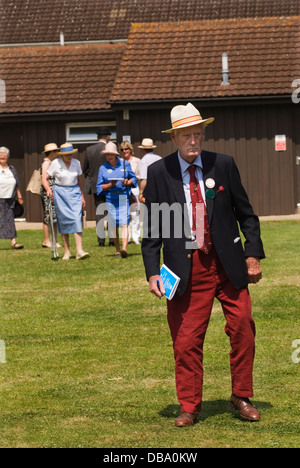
[{"xmin": 0, "ymin": 39, "xmax": 128, "ymax": 49}]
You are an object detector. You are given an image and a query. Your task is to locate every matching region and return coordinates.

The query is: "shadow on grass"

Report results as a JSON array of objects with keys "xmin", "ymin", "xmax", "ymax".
[{"xmin": 159, "ymin": 400, "xmax": 273, "ymax": 421}]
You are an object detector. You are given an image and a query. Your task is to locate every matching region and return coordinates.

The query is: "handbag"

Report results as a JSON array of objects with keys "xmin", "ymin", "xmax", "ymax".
[
  {"xmin": 26, "ymin": 169, "xmax": 41, "ymax": 195},
  {"xmin": 128, "ymin": 190, "xmax": 137, "ymax": 205},
  {"xmin": 14, "ymin": 200, "xmax": 24, "ymax": 218}
]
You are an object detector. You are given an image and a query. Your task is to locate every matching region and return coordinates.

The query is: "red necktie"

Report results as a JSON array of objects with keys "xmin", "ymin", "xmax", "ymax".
[{"xmin": 188, "ymin": 165, "xmax": 212, "ymax": 254}]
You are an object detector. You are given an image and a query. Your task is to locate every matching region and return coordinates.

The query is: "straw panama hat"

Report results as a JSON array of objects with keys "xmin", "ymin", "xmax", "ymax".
[
  {"xmin": 162, "ymin": 102, "xmax": 214, "ymax": 133},
  {"xmin": 58, "ymin": 143, "xmax": 78, "ymax": 155},
  {"xmin": 43, "ymin": 143, "xmax": 60, "ymax": 153},
  {"xmin": 102, "ymin": 142, "xmax": 120, "ymax": 155},
  {"xmin": 138, "ymin": 138, "xmax": 157, "ymax": 149}
]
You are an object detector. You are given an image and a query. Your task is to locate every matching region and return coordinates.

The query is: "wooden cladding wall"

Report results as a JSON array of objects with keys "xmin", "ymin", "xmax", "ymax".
[
  {"xmin": 1, "ymin": 100, "xmax": 298, "ymax": 221},
  {"xmin": 204, "ymin": 105, "xmax": 295, "ymax": 216},
  {"xmin": 119, "ymin": 103, "xmax": 297, "ymax": 216}
]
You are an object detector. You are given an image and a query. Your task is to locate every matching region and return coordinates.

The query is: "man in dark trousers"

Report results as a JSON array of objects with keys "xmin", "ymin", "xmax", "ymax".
[
  {"xmin": 142, "ymin": 103, "xmax": 265, "ymax": 427},
  {"xmin": 83, "ymin": 127, "xmax": 113, "ymax": 245}
]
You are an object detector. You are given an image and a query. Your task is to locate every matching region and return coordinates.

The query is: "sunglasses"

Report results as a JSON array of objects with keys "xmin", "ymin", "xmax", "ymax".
[{"xmin": 121, "ymin": 148, "xmax": 130, "ymax": 151}]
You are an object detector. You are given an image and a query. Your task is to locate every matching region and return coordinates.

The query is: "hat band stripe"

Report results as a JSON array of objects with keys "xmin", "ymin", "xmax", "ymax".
[
  {"xmin": 60, "ymin": 146, "xmax": 74, "ymax": 153},
  {"xmin": 172, "ymin": 114, "xmax": 203, "ymax": 128}
]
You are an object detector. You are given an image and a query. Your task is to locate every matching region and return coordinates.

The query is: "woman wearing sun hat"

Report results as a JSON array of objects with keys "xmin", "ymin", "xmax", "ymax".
[
  {"xmin": 119, "ymin": 140, "xmax": 141, "ymax": 244},
  {"xmin": 40, "ymin": 143, "xmax": 61, "ymax": 248},
  {"xmin": 43, "ymin": 142, "xmax": 89, "ymax": 260},
  {"xmin": 96, "ymin": 142, "xmax": 137, "ymax": 257}
]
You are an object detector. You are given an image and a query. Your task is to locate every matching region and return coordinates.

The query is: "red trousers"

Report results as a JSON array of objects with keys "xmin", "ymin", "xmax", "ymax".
[{"xmin": 167, "ymin": 248, "xmax": 256, "ymax": 414}]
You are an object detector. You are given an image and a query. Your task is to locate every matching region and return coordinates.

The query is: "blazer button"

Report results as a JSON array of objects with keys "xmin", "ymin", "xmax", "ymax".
[{"xmin": 187, "ymin": 254, "xmax": 191, "ymax": 258}]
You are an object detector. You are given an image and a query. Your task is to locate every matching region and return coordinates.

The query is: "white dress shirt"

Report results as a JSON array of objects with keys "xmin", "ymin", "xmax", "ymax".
[{"xmin": 177, "ymin": 152, "xmax": 206, "ymax": 234}]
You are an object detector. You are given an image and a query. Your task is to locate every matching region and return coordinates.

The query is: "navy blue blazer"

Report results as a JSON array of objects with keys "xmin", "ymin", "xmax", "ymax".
[{"xmin": 141, "ymin": 150, "xmax": 265, "ymax": 295}]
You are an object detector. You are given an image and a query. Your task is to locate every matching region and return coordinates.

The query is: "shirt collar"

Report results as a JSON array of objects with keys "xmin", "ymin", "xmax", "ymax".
[{"xmin": 177, "ymin": 151, "xmax": 203, "ymax": 174}]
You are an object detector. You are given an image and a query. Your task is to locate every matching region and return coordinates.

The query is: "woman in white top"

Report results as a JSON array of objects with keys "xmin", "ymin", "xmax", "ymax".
[
  {"xmin": 119, "ymin": 141, "xmax": 141, "ymax": 244},
  {"xmin": 0, "ymin": 146, "xmax": 24, "ymax": 249},
  {"xmin": 43, "ymin": 143, "xmax": 89, "ymax": 260}
]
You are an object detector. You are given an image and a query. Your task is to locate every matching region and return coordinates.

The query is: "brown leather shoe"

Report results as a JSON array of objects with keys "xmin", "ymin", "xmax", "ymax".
[
  {"xmin": 230, "ymin": 394, "xmax": 260, "ymax": 421},
  {"xmin": 174, "ymin": 412, "xmax": 197, "ymax": 427}
]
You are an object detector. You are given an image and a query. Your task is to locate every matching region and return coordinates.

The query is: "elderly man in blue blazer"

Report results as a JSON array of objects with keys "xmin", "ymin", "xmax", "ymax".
[{"xmin": 142, "ymin": 103, "xmax": 265, "ymax": 427}]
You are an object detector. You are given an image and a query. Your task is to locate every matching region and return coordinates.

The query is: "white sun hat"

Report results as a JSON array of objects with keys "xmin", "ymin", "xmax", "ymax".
[
  {"xmin": 102, "ymin": 142, "xmax": 120, "ymax": 155},
  {"xmin": 138, "ymin": 138, "xmax": 157, "ymax": 149},
  {"xmin": 162, "ymin": 102, "xmax": 214, "ymax": 133}
]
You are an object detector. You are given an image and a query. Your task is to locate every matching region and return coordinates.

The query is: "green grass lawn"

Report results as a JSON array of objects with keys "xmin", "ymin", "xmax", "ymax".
[{"xmin": 0, "ymin": 221, "xmax": 299, "ymax": 448}]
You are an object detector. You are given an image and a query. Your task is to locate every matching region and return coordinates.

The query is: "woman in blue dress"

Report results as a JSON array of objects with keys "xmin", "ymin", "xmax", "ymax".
[{"xmin": 96, "ymin": 142, "xmax": 137, "ymax": 258}]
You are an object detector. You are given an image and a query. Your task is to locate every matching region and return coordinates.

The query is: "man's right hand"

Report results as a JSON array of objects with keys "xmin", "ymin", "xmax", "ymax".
[{"xmin": 149, "ymin": 275, "xmax": 165, "ymax": 298}]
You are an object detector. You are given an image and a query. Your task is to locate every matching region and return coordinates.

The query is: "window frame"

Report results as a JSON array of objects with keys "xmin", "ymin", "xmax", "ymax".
[{"xmin": 66, "ymin": 121, "xmax": 117, "ymax": 144}]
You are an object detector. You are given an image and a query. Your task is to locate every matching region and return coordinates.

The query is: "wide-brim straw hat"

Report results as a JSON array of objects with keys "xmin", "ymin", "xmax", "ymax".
[
  {"xmin": 138, "ymin": 138, "xmax": 157, "ymax": 149},
  {"xmin": 58, "ymin": 143, "xmax": 78, "ymax": 155},
  {"xmin": 42, "ymin": 143, "xmax": 60, "ymax": 153},
  {"xmin": 162, "ymin": 102, "xmax": 214, "ymax": 133},
  {"xmin": 102, "ymin": 142, "xmax": 119, "ymax": 155}
]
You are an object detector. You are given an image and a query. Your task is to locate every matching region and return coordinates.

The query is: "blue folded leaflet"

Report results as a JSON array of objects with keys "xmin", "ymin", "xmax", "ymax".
[{"xmin": 160, "ymin": 264, "xmax": 181, "ymax": 300}]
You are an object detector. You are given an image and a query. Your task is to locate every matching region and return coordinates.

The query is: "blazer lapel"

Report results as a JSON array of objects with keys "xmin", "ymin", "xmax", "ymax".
[
  {"xmin": 201, "ymin": 150, "xmax": 217, "ymax": 225},
  {"xmin": 164, "ymin": 152, "xmax": 186, "ymax": 206}
]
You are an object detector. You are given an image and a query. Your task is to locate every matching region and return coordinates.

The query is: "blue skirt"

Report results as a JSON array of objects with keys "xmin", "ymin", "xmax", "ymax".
[
  {"xmin": 106, "ymin": 193, "xmax": 130, "ymax": 228},
  {"xmin": 53, "ymin": 185, "xmax": 82, "ymax": 234}
]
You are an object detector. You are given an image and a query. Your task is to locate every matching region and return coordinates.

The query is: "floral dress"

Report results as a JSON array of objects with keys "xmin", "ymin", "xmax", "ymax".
[
  {"xmin": 40, "ymin": 158, "xmax": 57, "ymax": 224},
  {"xmin": 0, "ymin": 165, "xmax": 19, "ymax": 239}
]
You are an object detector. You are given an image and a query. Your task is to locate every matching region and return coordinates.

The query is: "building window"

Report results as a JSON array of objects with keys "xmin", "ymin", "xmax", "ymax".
[{"xmin": 66, "ymin": 122, "xmax": 116, "ymax": 144}]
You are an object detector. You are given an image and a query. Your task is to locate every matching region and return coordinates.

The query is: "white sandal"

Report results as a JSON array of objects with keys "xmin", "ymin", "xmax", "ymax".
[{"xmin": 62, "ymin": 253, "xmax": 71, "ymax": 260}]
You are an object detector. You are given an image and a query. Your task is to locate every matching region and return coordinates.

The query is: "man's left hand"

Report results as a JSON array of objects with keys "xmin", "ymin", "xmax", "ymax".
[{"xmin": 246, "ymin": 257, "xmax": 262, "ymax": 284}]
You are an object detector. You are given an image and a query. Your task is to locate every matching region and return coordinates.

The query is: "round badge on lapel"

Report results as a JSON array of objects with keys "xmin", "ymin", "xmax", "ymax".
[
  {"xmin": 206, "ymin": 189, "xmax": 215, "ymax": 199},
  {"xmin": 205, "ymin": 178, "xmax": 215, "ymax": 189}
]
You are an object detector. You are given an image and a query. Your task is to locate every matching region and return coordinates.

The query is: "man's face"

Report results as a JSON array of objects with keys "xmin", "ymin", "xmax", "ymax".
[{"xmin": 171, "ymin": 124, "xmax": 205, "ymax": 163}]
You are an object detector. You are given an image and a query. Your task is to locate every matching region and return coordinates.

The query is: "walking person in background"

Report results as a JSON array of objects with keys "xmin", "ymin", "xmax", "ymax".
[
  {"xmin": 119, "ymin": 141, "xmax": 141, "ymax": 244},
  {"xmin": 0, "ymin": 146, "xmax": 24, "ymax": 249},
  {"xmin": 138, "ymin": 138, "xmax": 161, "ymax": 203},
  {"xmin": 40, "ymin": 143, "xmax": 61, "ymax": 249},
  {"xmin": 43, "ymin": 143, "xmax": 89, "ymax": 261},
  {"xmin": 142, "ymin": 103, "xmax": 265, "ymax": 427},
  {"xmin": 97, "ymin": 142, "xmax": 137, "ymax": 258},
  {"xmin": 83, "ymin": 127, "xmax": 113, "ymax": 246}
]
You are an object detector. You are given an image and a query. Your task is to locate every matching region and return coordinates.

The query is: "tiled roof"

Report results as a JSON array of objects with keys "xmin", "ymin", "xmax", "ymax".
[
  {"xmin": 0, "ymin": 43, "xmax": 126, "ymax": 114},
  {"xmin": 1, "ymin": 0, "xmax": 300, "ymax": 44},
  {"xmin": 110, "ymin": 17, "xmax": 300, "ymax": 102}
]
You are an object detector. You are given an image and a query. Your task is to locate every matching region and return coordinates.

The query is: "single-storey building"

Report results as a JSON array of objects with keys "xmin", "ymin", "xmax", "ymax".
[{"xmin": 0, "ymin": 2, "xmax": 299, "ymax": 219}]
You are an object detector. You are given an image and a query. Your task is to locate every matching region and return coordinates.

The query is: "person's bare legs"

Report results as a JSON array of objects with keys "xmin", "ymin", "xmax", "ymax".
[
  {"xmin": 74, "ymin": 232, "xmax": 89, "ymax": 260},
  {"xmin": 112, "ymin": 228, "xmax": 121, "ymax": 256},
  {"xmin": 61, "ymin": 233, "xmax": 70, "ymax": 259},
  {"xmin": 43, "ymin": 223, "xmax": 60, "ymax": 248},
  {"xmin": 121, "ymin": 225, "xmax": 129, "ymax": 257},
  {"xmin": 42, "ymin": 223, "xmax": 51, "ymax": 247}
]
